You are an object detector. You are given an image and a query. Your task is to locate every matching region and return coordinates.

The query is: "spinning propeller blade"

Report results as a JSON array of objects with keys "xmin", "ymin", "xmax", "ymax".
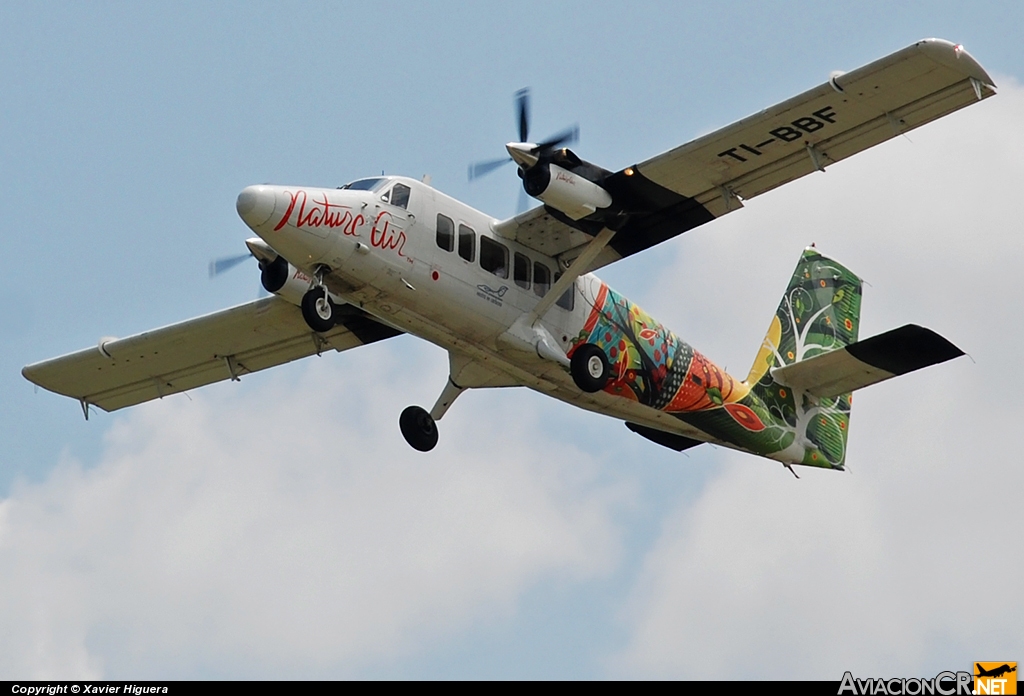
[
  {"xmin": 467, "ymin": 87, "xmax": 580, "ymax": 184},
  {"xmin": 208, "ymin": 253, "xmax": 252, "ymax": 278},
  {"xmin": 516, "ymin": 87, "xmax": 530, "ymax": 143},
  {"xmin": 208, "ymin": 250, "xmax": 268, "ymax": 297},
  {"xmin": 468, "ymin": 157, "xmax": 512, "ymax": 181},
  {"xmin": 534, "ymin": 123, "xmax": 579, "ymax": 152},
  {"xmin": 516, "ymin": 186, "xmax": 529, "ymax": 215}
]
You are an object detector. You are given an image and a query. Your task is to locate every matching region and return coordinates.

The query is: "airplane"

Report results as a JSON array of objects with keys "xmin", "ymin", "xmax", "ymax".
[
  {"xmin": 976, "ymin": 664, "xmax": 1017, "ymax": 679},
  {"xmin": 22, "ymin": 39, "xmax": 995, "ymax": 473}
]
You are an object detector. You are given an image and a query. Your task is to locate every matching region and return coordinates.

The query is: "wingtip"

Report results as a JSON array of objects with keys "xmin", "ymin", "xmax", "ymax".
[{"xmin": 915, "ymin": 38, "xmax": 997, "ymax": 89}]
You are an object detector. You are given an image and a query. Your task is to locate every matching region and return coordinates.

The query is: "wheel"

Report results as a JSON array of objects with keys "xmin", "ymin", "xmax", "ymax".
[
  {"xmin": 300, "ymin": 287, "xmax": 336, "ymax": 333},
  {"xmin": 570, "ymin": 343, "xmax": 610, "ymax": 393},
  {"xmin": 399, "ymin": 406, "xmax": 438, "ymax": 452}
]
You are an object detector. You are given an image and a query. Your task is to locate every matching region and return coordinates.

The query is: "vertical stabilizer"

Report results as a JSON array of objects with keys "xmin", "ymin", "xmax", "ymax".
[{"xmin": 745, "ymin": 248, "xmax": 863, "ymax": 468}]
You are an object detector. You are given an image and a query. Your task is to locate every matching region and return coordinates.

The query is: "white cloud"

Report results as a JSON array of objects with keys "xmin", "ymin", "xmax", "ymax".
[
  {"xmin": 616, "ymin": 79, "xmax": 1024, "ymax": 678},
  {"xmin": 0, "ymin": 345, "xmax": 625, "ymax": 678}
]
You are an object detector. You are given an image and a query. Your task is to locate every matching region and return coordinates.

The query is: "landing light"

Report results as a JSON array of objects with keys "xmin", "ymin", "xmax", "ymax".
[{"xmin": 624, "ymin": 167, "xmax": 634, "ymax": 176}]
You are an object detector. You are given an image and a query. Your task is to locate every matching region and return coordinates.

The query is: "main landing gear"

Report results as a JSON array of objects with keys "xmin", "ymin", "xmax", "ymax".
[
  {"xmin": 399, "ymin": 378, "xmax": 465, "ymax": 452},
  {"xmin": 570, "ymin": 342, "xmax": 610, "ymax": 393},
  {"xmin": 300, "ymin": 268, "xmax": 338, "ymax": 333}
]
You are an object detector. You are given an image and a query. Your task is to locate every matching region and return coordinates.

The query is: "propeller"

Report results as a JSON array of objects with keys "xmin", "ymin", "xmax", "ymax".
[
  {"xmin": 467, "ymin": 87, "xmax": 579, "ymax": 193},
  {"xmin": 208, "ymin": 253, "xmax": 253, "ymax": 278},
  {"xmin": 208, "ymin": 251, "xmax": 269, "ymax": 297}
]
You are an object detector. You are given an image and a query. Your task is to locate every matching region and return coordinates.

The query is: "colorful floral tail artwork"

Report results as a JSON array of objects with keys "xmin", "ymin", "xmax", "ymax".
[
  {"xmin": 570, "ymin": 247, "xmax": 863, "ymax": 469},
  {"xmin": 744, "ymin": 247, "xmax": 863, "ymax": 468}
]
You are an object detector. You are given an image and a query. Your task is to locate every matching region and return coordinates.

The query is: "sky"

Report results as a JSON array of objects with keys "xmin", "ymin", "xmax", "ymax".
[{"xmin": 0, "ymin": 0, "xmax": 1021, "ymax": 680}]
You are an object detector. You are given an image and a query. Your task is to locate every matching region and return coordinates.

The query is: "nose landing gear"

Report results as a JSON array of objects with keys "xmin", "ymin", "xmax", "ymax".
[{"xmin": 300, "ymin": 267, "xmax": 337, "ymax": 333}]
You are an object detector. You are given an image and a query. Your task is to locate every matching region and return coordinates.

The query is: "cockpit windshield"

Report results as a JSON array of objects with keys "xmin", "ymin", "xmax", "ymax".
[{"xmin": 340, "ymin": 177, "xmax": 387, "ymax": 191}]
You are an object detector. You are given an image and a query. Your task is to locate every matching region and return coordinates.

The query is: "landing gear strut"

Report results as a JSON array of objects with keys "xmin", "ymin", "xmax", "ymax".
[
  {"xmin": 300, "ymin": 268, "xmax": 336, "ymax": 333},
  {"xmin": 399, "ymin": 378, "xmax": 465, "ymax": 452}
]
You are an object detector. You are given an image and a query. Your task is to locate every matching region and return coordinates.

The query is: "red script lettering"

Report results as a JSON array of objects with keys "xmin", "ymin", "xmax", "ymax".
[{"xmin": 274, "ymin": 190, "xmax": 363, "ymax": 236}]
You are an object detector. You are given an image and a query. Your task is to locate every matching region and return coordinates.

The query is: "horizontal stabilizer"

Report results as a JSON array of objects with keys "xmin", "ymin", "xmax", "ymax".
[
  {"xmin": 771, "ymin": 324, "xmax": 964, "ymax": 399},
  {"xmin": 625, "ymin": 422, "xmax": 706, "ymax": 452}
]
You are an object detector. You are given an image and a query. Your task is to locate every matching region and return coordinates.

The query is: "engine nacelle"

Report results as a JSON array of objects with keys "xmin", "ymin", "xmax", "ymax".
[
  {"xmin": 261, "ymin": 256, "xmax": 318, "ymax": 306},
  {"xmin": 524, "ymin": 163, "xmax": 612, "ymax": 220}
]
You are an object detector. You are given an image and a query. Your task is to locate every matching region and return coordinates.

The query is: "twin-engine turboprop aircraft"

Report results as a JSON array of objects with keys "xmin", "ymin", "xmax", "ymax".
[{"xmin": 23, "ymin": 39, "xmax": 995, "ymax": 472}]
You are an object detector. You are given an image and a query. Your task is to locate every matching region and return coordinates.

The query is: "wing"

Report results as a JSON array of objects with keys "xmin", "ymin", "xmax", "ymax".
[
  {"xmin": 22, "ymin": 297, "xmax": 402, "ymax": 412},
  {"xmin": 495, "ymin": 39, "xmax": 995, "ymax": 270}
]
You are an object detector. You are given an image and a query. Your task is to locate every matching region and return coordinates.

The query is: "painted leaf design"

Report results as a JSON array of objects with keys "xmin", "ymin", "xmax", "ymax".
[{"xmin": 724, "ymin": 403, "xmax": 766, "ymax": 432}]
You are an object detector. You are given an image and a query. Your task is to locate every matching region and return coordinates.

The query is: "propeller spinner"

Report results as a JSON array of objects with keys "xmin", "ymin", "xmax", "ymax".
[{"xmin": 467, "ymin": 88, "xmax": 579, "ymax": 183}]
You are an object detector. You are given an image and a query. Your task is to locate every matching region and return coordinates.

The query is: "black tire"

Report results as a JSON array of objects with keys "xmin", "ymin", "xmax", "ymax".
[
  {"xmin": 300, "ymin": 287, "xmax": 336, "ymax": 333},
  {"xmin": 399, "ymin": 405, "xmax": 438, "ymax": 452},
  {"xmin": 570, "ymin": 343, "xmax": 610, "ymax": 393}
]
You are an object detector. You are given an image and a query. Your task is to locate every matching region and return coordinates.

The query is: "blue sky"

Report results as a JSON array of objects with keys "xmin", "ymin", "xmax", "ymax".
[{"xmin": 1, "ymin": 0, "xmax": 1021, "ymax": 679}]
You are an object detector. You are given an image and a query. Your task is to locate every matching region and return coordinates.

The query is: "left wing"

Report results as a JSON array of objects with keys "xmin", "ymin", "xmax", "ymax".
[
  {"xmin": 494, "ymin": 39, "xmax": 994, "ymax": 271},
  {"xmin": 23, "ymin": 296, "xmax": 402, "ymax": 413}
]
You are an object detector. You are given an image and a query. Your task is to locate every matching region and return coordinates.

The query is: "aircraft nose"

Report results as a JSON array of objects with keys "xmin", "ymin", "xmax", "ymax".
[{"xmin": 236, "ymin": 185, "xmax": 276, "ymax": 228}]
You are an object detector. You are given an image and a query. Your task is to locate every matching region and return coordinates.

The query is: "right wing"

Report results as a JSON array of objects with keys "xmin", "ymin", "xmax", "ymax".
[
  {"xmin": 635, "ymin": 38, "xmax": 996, "ymax": 216},
  {"xmin": 495, "ymin": 39, "xmax": 995, "ymax": 268},
  {"xmin": 22, "ymin": 297, "xmax": 402, "ymax": 412}
]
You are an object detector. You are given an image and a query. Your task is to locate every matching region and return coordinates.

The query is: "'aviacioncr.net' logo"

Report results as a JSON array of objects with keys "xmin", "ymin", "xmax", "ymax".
[{"xmin": 974, "ymin": 662, "xmax": 1017, "ymax": 695}]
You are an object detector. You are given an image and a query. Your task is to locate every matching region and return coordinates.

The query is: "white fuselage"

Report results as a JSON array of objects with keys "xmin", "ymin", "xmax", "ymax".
[{"xmin": 235, "ymin": 176, "xmax": 721, "ymax": 444}]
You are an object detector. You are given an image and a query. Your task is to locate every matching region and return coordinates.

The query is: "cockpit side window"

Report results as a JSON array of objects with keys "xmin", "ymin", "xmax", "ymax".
[{"xmin": 389, "ymin": 183, "xmax": 411, "ymax": 209}]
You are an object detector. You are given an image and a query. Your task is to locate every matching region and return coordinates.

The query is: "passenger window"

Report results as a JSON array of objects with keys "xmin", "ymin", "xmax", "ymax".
[
  {"xmin": 554, "ymin": 273, "xmax": 575, "ymax": 310},
  {"xmin": 534, "ymin": 262, "xmax": 551, "ymax": 297},
  {"xmin": 458, "ymin": 224, "xmax": 475, "ymax": 262},
  {"xmin": 480, "ymin": 237, "xmax": 509, "ymax": 278},
  {"xmin": 436, "ymin": 214, "xmax": 454, "ymax": 252},
  {"xmin": 514, "ymin": 253, "xmax": 531, "ymax": 289},
  {"xmin": 390, "ymin": 183, "xmax": 411, "ymax": 209}
]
